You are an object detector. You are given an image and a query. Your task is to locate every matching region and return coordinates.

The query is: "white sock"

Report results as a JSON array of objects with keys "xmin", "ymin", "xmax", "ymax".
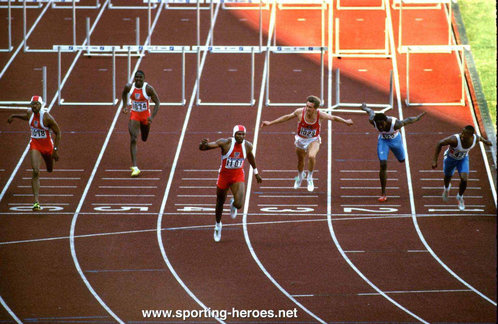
[
  {"xmin": 308, "ymin": 171, "xmax": 313, "ymax": 179},
  {"xmin": 298, "ymin": 171, "xmax": 305, "ymax": 179}
]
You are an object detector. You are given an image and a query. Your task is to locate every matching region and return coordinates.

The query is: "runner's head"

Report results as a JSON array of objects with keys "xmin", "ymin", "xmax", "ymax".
[
  {"xmin": 30, "ymin": 95, "xmax": 44, "ymax": 113},
  {"xmin": 373, "ymin": 113, "xmax": 388, "ymax": 129},
  {"xmin": 134, "ymin": 70, "xmax": 145, "ymax": 87},
  {"xmin": 233, "ymin": 125, "xmax": 246, "ymax": 143},
  {"xmin": 461, "ymin": 125, "xmax": 475, "ymax": 139},
  {"xmin": 306, "ymin": 95, "xmax": 321, "ymax": 111}
]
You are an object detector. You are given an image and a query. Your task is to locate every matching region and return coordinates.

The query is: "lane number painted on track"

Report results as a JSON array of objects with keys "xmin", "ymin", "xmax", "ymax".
[
  {"xmin": 93, "ymin": 206, "xmax": 149, "ymax": 212},
  {"xmin": 343, "ymin": 207, "xmax": 398, "ymax": 213},
  {"xmin": 9, "ymin": 206, "xmax": 64, "ymax": 212},
  {"xmin": 177, "ymin": 206, "xmax": 215, "ymax": 212},
  {"xmin": 260, "ymin": 207, "xmax": 314, "ymax": 213}
]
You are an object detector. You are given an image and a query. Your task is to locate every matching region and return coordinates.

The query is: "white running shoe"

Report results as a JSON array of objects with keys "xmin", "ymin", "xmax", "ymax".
[
  {"xmin": 230, "ymin": 198, "xmax": 237, "ymax": 219},
  {"xmin": 442, "ymin": 185, "xmax": 451, "ymax": 202},
  {"xmin": 294, "ymin": 171, "xmax": 305, "ymax": 189},
  {"xmin": 307, "ymin": 176, "xmax": 314, "ymax": 192},
  {"xmin": 213, "ymin": 222, "xmax": 222, "ymax": 242},
  {"xmin": 456, "ymin": 194, "xmax": 465, "ymax": 211}
]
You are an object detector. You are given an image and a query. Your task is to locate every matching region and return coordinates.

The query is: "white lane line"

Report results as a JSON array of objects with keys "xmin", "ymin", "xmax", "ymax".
[
  {"xmin": 105, "ymin": 169, "xmax": 162, "ymax": 172},
  {"xmin": 241, "ymin": 5, "xmax": 326, "ymax": 323},
  {"xmin": 260, "ymin": 186, "xmax": 319, "ymax": 189},
  {"xmin": 422, "ymin": 187, "xmax": 481, "ymax": 190},
  {"xmin": 340, "ymin": 178, "xmax": 398, "ymax": 181},
  {"xmin": 258, "ymin": 204, "xmax": 318, "ymax": 206},
  {"xmin": 340, "ymin": 187, "xmax": 399, "ymax": 189},
  {"xmin": 179, "ymin": 186, "xmax": 215, "ymax": 189},
  {"xmin": 177, "ymin": 195, "xmax": 216, "ymax": 198},
  {"xmin": 95, "ymin": 195, "xmax": 155, "ymax": 197},
  {"xmin": 358, "ymin": 289, "xmax": 472, "ymax": 296},
  {"xmin": 259, "ymin": 195, "xmax": 319, "ymax": 198},
  {"xmin": 340, "ymin": 195, "xmax": 401, "ymax": 198},
  {"xmin": 0, "ymin": 296, "xmax": 21, "ymax": 324},
  {"xmin": 13, "ymin": 194, "xmax": 73, "ymax": 197},
  {"xmin": 101, "ymin": 178, "xmax": 160, "ymax": 180},
  {"xmin": 341, "ymin": 204, "xmax": 401, "ymax": 207},
  {"xmin": 264, "ymin": 170, "xmax": 318, "ymax": 173},
  {"xmin": 183, "ymin": 169, "xmax": 218, "ymax": 172},
  {"xmin": 407, "ymin": 250, "xmax": 428, "ymax": 253},
  {"xmin": 424, "ymin": 204, "xmax": 485, "ymax": 207},
  {"xmin": 428, "ymin": 209, "xmax": 484, "ymax": 212},
  {"xmin": 98, "ymin": 186, "xmax": 158, "ymax": 189},
  {"xmin": 22, "ymin": 177, "xmax": 80, "ymax": 180},
  {"xmin": 9, "ymin": 203, "xmax": 70, "ymax": 205},
  {"xmin": 421, "ymin": 178, "xmax": 479, "ymax": 181},
  {"xmin": 154, "ymin": 4, "xmax": 224, "ymax": 323},
  {"xmin": 24, "ymin": 169, "xmax": 85, "ymax": 172},
  {"xmin": 419, "ymin": 170, "xmax": 476, "ymax": 173},
  {"xmin": 384, "ymin": 4, "xmax": 497, "ymax": 307},
  {"xmin": 91, "ymin": 203, "xmax": 152, "ymax": 206},
  {"xmin": 423, "ymin": 195, "xmax": 482, "ymax": 199},
  {"xmin": 17, "ymin": 186, "xmax": 77, "ymax": 188},
  {"xmin": 340, "ymin": 170, "xmax": 397, "ymax": 173}
]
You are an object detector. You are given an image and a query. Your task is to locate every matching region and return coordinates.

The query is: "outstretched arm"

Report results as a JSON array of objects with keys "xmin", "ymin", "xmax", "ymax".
[
  {"xmin": 199, "ymin": 138, "xmax": 228, "ymax": 151},
  {"xmin": 7, "ymin": 111, "xmax": 30, "ymax": 123},
  {"xmin": 319, "ymin": 111, "xmax": 353, "ymax": 126},
  {"xmin": 147, "ymin": 84, "xmax": 160, "ymax": 122},
  {"xmin": 260, "ymin": 109, "xmax": 299, "ymax": 128},
  {"xmin": 478, "ymin": 135, "xmax": 493, "ymax": 146},
  {"xmin": 245, "ymin": 141, "xmax": 262, "ymax": 183},
  {"xmin": 360, "ymin": 102, "xmax": 375, "ymax": 126},
  {"xmin": 432, "ymin": 135, "xmax": 456, "ymax": 169},
  {"xmin": 397, "ymin": 111, "xmax": 426, "ymax": 129}
]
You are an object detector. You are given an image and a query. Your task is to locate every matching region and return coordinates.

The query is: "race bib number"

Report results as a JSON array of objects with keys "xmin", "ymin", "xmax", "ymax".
[
  {"xmin": 31, "ymin": 128, "xmax": 47, "ymax": 138},
  {"xmin": 132, "ymin": 101, "xmax": 148, "ymax": 112},
  {"xmin": 225, "ymin": 157, "xmax": 244, "ymax": 169},
  {"xmin": 381, "ymin": 132, "xmax": 398, "ymax": 140},
  {"xmin": 299, "ymin": 127, "xmax": 317, "ymax": 138},
  {"xmin": 449, "ymin": 148, "xmax": 466, "ymax": 159}
]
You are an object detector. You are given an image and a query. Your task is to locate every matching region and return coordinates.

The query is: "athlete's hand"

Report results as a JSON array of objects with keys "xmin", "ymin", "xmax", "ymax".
[
  {"xmin": 52, "ymin": 150, "xmax": 59, "ymax": 162},
  {"xmin": 199, "ymin": 138, "xmax": 209, "ymax": 150},
  {"xmin": 255, "ymin": 174, "xmax": 263, "ymax": 183},
  {"xmin": 122, "ymin": 105, "xmax": 129, "ymax": 114},
  {"xmin": 147, "ymin": 116, "xmax": 153, "ymax": 124},
  {"xmin": 431, "ymin": 160, "xmax": 437, "ymax": 169},
  {"xmin": 260, "ymin": 121, "xmax": 271, "ymax": 128},
  {"xmin": 416, "ymin": 111, "xmax": 427, "ymax": 120},
  {"xmin": 345, "ymin": 119, "xmax": 354, "ymax": 126},
  {"xmin": 7, "ymin": 116, "xmax": 13, "ymax": 123}
]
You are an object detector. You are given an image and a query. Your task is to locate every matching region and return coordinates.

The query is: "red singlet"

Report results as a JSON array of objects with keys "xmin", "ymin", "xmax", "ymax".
[
  {"xmin": 296, "ymin": 108, "xmax": 320, "ymax": 139},
  {"xmin": 217, "ymin": 138, "xmax": 246, "ymax": 190}
]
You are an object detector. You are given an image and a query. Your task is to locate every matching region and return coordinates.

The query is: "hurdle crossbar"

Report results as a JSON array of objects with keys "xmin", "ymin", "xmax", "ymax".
[
  {"xmin": 194, "ymin": 46, "xmax": 258, "ymax": 106},
  {"xmin": 266, "ymin": 46, "xmax": 326, "ymax": 107},
  {"xmin": 327, "ymin": 68, "xmax": 393, "ymax": 113},
  {"xmin": 397, "ymin": 0, "xmax": 452, "ymax": 53},
  {"xmin": 51, "ymin": 0, "xmax": 100, "ymax": 9},
  {"xmin": 403, "ymin": 45, "xmax": 469, "ymax": 107}
]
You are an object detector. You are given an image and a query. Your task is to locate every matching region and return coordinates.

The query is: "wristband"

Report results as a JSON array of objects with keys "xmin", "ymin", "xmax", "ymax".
[
  {"xmin": 253, "ymin": 168, "xmax": 258, "ymax": 175},
  {"xmin": 53, "ymin": 147, "xmax": 58, "ymax": 151}
]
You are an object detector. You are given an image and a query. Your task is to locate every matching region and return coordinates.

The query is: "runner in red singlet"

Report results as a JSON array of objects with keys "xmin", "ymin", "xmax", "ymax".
[
  {"xmin": 261, "ymin": 95, "xmax": 353, "ymax": 192},
  {"xmin": 7, "ymin": 96, "xmax": 61, "ymax": 211},
  {"xmin": 121, "ymin": 70, "xmax": 160, "ymax": 177},
  {"xmin": 199, "ymin": 125, "xmax": 262, "ymax": 242}
]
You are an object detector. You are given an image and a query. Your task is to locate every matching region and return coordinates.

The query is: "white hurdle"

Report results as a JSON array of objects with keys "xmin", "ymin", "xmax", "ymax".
[
  {"xmin": 265, "ymin": 46, "xmax": 326, "ymax": 107},
  {"xmin": 0, "ymin": 66, "xmax": 47, "ymax": 107},
  {"xmin": 403, "ymin": 44, "xmax": 470, "ymax": 107},
  {"xmin": 0, "ymin": 0, "xmax": 13, "ymax": 52},
  {"xmin": 194, "ymin": 46, "xmax": 259, "ymax": 106},
  {"xmin": 324, "ymin": 68, "xmax": 393, "ymax": 113}
]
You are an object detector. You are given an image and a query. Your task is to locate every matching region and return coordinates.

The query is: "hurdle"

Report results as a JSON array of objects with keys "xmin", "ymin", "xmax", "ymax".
[
  {"xmin": 396, "ymin": 0, "xmax": 452, "ymax": 53},
  {"xmin": 0, "ymin": 0, "xmax": 13, "ymax": 52},
  {"xmin": 55, "ymin": 45, "xmax": 119, "ymax": 106},
  {"xmin": 194, "ymin": 46, "xmax": 258, "ymax": 106},
  {"xmin": 332, "ymin": 0, "xmax": 391, "ymax": 58},
  {"xmin": 0, "ymin": 0, "xmax": 42, "ymax": 9},
  {"xmin": 145, "ymin": 45, "xmax": 190, "ymax": 106},
  {"xmin": 51, "ymin": 0, "xmax": 101, "ymax": 9},
  {"xmin": 0, "ymin": 66, "xmax": 47, "ymax": 107},
  {"xmin": 275, "ymin": 0, "xmax": 326, "ymax": 10},
  {"xmin": 265, "ymin": 46, "xmax": 326, "ymax": 107},
  {"xmin": 403, "ymin": 44, "xmax": 469, "ymax": 107},
  {"xmin": 337, "ymin": 0, "xmax": 385, "ymax": 10},
  {"xmin": 324, "ymin": 68, "xmax": 393, "ymax": 113}
]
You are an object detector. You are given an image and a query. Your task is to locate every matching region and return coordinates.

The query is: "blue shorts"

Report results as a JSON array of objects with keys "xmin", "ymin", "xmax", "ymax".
[
  {"xmin": 377, "ymin": 135, "xmax": 405, "ymax": 162},
  {"xmin": 443, "ymin": 155, "xmax": 469, "ymax": 177}
]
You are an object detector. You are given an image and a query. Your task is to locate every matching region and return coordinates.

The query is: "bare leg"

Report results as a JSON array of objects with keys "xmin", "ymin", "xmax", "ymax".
[
  {"xmin": 128, "ymin": 119, "xmax": 140, "ymax": 166},
  {"xmin": 30, "ymin": 150, "xmax": 42, "ymax": 203},
  {"xmin": 215, "ymin": 187, "xmax": 228, "ymax": 223},
  {"xmin": 458, "ymin": 172, "xmax": 468, "ymax": 196},
  {"xmin": 230, "ymin": 182, "xmax": 245, "ymax": 209},
  {"xmin": 379, "ymin": 160, "xmax": 387, "ymax": 196},
  {"xmin": 140, "ymin": 122, "xmax": 150, "ymax": 142}
]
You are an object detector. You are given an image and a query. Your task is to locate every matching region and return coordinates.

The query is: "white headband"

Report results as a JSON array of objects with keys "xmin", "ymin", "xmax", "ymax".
[{"xmin": 233, "ymin": 125, "xmax": 246, "ymax": 136}]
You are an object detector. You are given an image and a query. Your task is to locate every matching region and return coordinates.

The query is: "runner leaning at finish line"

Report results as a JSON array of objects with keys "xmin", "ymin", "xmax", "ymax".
[{"xmin": 7, "ymin": 96, "xmax": 61, "ymax": 211}]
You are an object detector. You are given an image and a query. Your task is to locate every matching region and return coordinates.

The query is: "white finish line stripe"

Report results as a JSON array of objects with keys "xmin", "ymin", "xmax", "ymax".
[{"xmin": 358, "ymin": 289, "xmax": 472, "ymax": 296}]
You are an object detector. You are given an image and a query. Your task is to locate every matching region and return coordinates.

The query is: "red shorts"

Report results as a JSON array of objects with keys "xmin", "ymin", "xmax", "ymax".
[
  {"xmin": 30, "ymin": 138, "xmax": 53, "ymax": 155},
  {"xmin": 130, "ymin": 109, "xmax": 150, "ymax": 125},
  {"xmin": 216, "ymin": 170, "xmax": 245, "ymax": 190}
]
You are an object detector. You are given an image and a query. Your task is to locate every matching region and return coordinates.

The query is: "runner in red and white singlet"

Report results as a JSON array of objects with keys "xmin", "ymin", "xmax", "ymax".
[
  {"xmin": 8, "ymin": 96, "xmax": 61, "ymax": 211},
  {"xmin": 261, "ymin": 95, "xmax": 353, "ymax": 192},
  {"xmin": 121, "ymin": 70, "xmax": 160, "ymax": 177},
  {"xmin": 199, "ymin": 125, "xmax": 263, "ymax": 242}
]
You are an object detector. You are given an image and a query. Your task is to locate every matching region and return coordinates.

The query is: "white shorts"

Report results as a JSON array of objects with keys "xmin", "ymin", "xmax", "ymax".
[{"xmin": 294, "ymin": 134, "xmax": 321, "ymax": 151}]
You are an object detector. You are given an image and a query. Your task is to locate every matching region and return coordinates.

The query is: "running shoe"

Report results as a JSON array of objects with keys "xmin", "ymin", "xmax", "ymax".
[
  {"xmin": 442, "ymin": 185, "xmax": 451, "ymax": 202},
  {"xmin": 213, "ymin": 222, "xmax": 222, "ymax": 242},
  {"xmin": 378, "ymin": 195, "xmax": 388, "ymax": 202},
  {"xmin": 131, "ymin": 166, "xmax": 141, "ymax": 177},
  {"xmin": 307, "ymin": 176, "xmax": 314, "ymax": 192},
  {"xmin": 230, "ymin": 198, "xmax": 237, "ymax": 219},
  {"xmin": 456, "ymin": 194, "xmax": 465, "ymax": 211},
  {"xmin": 32, "ymin": 202, "xmax": 42, "ymax": 211},
  {"xmin": 294, "ymin": 171, "xmax": 305, "ymax": 189}
]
